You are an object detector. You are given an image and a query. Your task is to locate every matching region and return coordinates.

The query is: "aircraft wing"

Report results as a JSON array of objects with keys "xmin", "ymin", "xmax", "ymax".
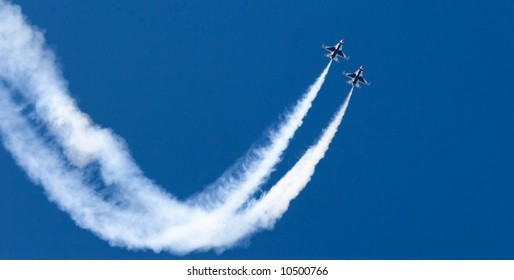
[
  {"xmin": 358, "ymin": 76, "xmax": 368, "ymax": 84},
  {"xmin": 337, "ymin": 50, "xmax": 348, "ymax": 60},
  {"xmin": 345, "ymin": 72, "xmax": 357, "ymax": 78},
  {"xmin": 324, "ymin": 46, "xmax": 336, "ymax": 51}
]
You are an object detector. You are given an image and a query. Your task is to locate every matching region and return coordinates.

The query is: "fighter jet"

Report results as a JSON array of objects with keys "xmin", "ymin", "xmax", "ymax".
[
  {"xmin": 343, "ymin": 66, "xmax": 370, "ymax": 88},
  {"xmin": 322, "ymin": 39, "xmax": 349, "ymax": 62}
]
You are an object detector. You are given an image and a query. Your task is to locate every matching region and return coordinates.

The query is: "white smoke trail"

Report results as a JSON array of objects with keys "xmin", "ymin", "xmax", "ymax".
[
  {"xmin": 0, "ymin": 0, "xmax": 331, "ymax": 210},
  {"xmin": 176, "ymin": 88, "xmax": 355, "ymax": 249},
  {"xmin": 242, "ymin": 87, "xmax": 354, "ymax": 230},
  {"xmin": 0, "ymin": 0, "xmax": 339, "ymax": 254}
]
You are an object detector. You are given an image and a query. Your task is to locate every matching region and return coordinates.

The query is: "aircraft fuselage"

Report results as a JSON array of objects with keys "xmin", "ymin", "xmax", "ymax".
[
  {"xmin": 331, "ymin": 42, "xmax": 342, "ymax": 58},
  {"xmin": 352, "ymin": 69, "xmax": 363, "ymax": 85}
]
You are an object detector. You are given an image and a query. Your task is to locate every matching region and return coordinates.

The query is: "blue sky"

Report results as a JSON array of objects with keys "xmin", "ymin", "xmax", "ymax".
[{"xmin": 0, "ymin": 0, "xmax": 513, "ymax": 259}]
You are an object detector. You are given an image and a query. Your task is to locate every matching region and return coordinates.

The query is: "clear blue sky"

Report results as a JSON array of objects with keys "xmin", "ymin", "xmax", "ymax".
[{"xmin": 1, "ymin": 0, "xmax": 513, "ymax": 259}]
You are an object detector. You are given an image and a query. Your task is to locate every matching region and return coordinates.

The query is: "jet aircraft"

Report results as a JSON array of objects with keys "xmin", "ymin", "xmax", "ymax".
[
  {"xmin": 322, "ymin": 39, "xmax": 349, "ymax": 62},
  {"xmin": 343, "ymin": 66, "xmax": 370, "ymax": 88}
]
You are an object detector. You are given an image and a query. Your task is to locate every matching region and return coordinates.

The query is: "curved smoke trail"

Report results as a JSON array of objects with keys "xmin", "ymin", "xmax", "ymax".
[
  {"xmin": 244, "ymin": 87, "xmax": 354, "ymax": 230},
  {"xmin": 0, "ymin": 1, "xmax": 340, "ymax": 254},
  {"xmin": 170, "ymin": 88, "xmax": 355, "ymax": 251}
]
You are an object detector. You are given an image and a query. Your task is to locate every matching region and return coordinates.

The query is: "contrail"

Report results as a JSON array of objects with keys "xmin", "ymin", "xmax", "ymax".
[
  {"xmin": 173, "ymin": 87, "xmax": 355, "ymax": 251},
  {"xmin": 242, "ymin": 87, "xmax": 354, "ymax": 231},
  {"xmin": 0, "ymin": 0, "xmax": 339, "ymax": 254},
  {"xmin": 0, "ymin": 0, "xmax": 331, "ymax": 210}
]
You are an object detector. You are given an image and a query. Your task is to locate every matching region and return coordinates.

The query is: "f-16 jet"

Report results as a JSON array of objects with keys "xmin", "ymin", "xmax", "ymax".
[
  {"xmin": 343, "ymin": 66, "xmax": 370, "ymax": 88},
  {"xmin": 322, "ymin": 39, "xmax": 349, "ymax": 62}
]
